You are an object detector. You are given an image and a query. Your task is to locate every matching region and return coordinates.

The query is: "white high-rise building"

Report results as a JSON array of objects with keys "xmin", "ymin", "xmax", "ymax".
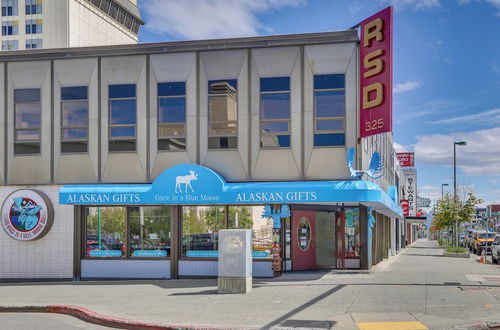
[{"xmin": 1, "ymin": 0, "xmax": 142, "ymax": 51}]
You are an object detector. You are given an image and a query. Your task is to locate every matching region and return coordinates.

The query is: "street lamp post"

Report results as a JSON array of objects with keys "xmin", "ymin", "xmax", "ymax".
[
  {"xmin": 441, "ymin": 183, "xmax": 449, "ymax": 199},
  {"xmin": 453, "ymin": 141, "xmax": 467, "ymax": 248}
]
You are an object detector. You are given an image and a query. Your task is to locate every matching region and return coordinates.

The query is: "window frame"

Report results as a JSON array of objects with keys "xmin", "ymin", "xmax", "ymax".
[
  {"xmin": 259, "ymin": 77, "xmax": 291, "ymax": 149},
  {"xmin": 157, "ymin": 81, "xmax": 186, "ymax": 152},
  {"xmin": 207, "ymin": 79, "xmax": 238, "ymax": 150},
  {"xmin": 60, "ymin": 86, "xmax": 89, "ymax": 154},
  {"xmin": 313, "ymin": 74, "xmax": 346, "ymax": 148},
  {"xmin": 108, "ymin": 84, "xmax": 137, "ymax": 152},
  {"xmin": 14, "ymin": 88, "xmax": 41, "ymax": 155}
]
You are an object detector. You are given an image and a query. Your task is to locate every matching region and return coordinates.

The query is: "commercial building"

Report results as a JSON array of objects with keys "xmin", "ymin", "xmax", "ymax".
[
  {"xmin": 1, "ymin": 0, "xmax": 142, "ymax": 51},
  {"xmin": 0, "ymin": 24, "xmax": 402, "ymax": 280}
]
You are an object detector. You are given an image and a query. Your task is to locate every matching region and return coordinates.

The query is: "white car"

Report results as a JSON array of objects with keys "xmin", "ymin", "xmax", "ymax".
[{"xmin": 492, "ymin": 235, "xmax": 500, "ymax": 264}]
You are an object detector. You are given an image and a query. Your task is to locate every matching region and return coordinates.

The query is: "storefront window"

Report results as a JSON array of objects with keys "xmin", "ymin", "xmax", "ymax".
[
  {"xmin": 345, "ymin": 208, "xmax": 360, "ymax": 264},
  {"xmin": 85, "ymin": 207, "xmax": 126, "ymax": 257},
  {"xmin": 182, "ymin": 206, "xmax": 225, "ymax": 257},
  {"xmin": 129, "ymin": 206, "xmax": 171, "ymax": 257},
  {"xmin": 229, "ymin": 205, "xmax": 273, "ymax": 258}
]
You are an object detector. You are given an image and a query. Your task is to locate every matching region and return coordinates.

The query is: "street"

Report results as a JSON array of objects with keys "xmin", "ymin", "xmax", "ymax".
[{"xmin": 0, "ymin": 239, "xmax": 498, "ymax": 329}]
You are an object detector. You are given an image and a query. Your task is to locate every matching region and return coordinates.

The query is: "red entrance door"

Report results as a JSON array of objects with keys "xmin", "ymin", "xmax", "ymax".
[{"xmin": 292, "ymin": 210, "xmax": 316, "ymax": 270}]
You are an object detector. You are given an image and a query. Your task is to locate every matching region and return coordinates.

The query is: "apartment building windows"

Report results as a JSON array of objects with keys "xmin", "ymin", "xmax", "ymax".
[
  {"xmin": 26, "ymin": 18, "xmax": 42, "ymax": 34},
  {"xmin": 108, "ymin": 84, "xmax": 136, "ymax": 152},
  {"xmin": 313, "ymin": 74, "xmax": 346, "ymax": 147},
  {"xmin": 2, "ymin": 39, "xmax": 18, "ymax": 50},
  {"xmin": 158, "ymin": 82, "xmax": 186, "ymax": 151},
  {"xmin": 61, "ymin": 86, "xmax": 89, "ymax": 153},
  {"xmin": 2, "ymin": 20, "xmax": 18, "ymax": 35},
  {"xmin": 25, "ymin": 0, "xmax": 42, "ymax": 15},
  {"xmin": 208, "ymin": 79, "xmax": 238, "ymax": 149},
  {"xmin": 14, "ymin": 88, "xmax": 41, "ymax": 155},
  {"xmin": 260, "ymin": 77, "xmax": 291, "ymax": 148},
  {"xmin": 26, "ymin": 38, "xmax": 42, "ymax": 49},
  {"xmin": 1, "ymin": 0, "xmax": 18, "ymax": 16}
]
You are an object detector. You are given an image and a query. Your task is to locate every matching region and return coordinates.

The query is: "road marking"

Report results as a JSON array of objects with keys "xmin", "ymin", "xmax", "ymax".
[{"xmin": 356, "ymin": 321, "xmax": 428, "ymax": 330}]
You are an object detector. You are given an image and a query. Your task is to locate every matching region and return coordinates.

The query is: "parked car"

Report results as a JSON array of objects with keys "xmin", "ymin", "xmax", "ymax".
[
  {"xmin": 491, "ymin": 235, "xmax": 500, "ymax": 264},
  {"xmin": 472, "ymin": 231, "xmax": 496, "ymax": 255},
  {"xmin": 182, "ymin": 233, "xmax": 218, "ymax": 252}
]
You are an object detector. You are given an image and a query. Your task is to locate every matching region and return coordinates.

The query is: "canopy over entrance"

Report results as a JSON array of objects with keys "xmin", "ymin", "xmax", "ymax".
[{"xmin": 59, "ymin": 163, "xmax": 403, "ymax": 218}]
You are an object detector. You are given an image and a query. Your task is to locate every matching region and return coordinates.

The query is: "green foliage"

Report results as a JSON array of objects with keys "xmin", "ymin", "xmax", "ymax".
[
  {"xmin": 432, "ymin": 191, "xmax": 483, "ymax": 230},
  {"xmin": 446, "ymin": 247, "xmax": 467, "ymax": 253}
]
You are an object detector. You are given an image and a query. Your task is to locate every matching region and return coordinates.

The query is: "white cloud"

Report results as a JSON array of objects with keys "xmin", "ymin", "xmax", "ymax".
[
  {"xmin": 141, "ymin": 0, "xmax": 306, "ymax": 40},
  {"xmin": 420, "ymin": 186, "xmax": 437, "ymax": 190},
  {"xmin": 414, "ymin": 127, "xmax": 500, "ymax": 176},
  {"xmin": 430, "ymin": 108, "xmax": 500, "ymax": 125},
  {"xmin": 393, "ymin": 142, "xmax": 410, "ymax": 152},
  {"xmin": 393, "ymin": 81, "xmax": 421, "ymax": 94}
]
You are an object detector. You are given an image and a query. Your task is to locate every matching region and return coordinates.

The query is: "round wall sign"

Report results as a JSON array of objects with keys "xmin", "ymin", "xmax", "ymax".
[{"xmin": 1, "ymin": 189, "xmax": 54, "ymax": 241}]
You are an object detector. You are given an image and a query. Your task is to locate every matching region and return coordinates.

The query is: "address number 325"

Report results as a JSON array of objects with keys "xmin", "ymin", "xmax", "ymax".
[{"xmin": 365, "ymin": 118, "xmax": 384, "ymax": 131}]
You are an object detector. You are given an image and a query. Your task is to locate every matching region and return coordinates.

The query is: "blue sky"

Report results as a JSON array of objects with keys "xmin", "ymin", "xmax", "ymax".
[{"xmin": 137, "ymin": 0, "xmax": 500, "ymax": 206}]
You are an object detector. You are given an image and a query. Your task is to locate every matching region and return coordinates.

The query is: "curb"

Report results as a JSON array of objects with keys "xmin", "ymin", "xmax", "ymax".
[{"xmin": 0, "ymin": 305, "xmax": 235, "ymax": 330}]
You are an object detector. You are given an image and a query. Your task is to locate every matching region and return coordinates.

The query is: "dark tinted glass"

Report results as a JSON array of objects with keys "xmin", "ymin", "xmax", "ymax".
[
  {"xmin": 208, "ymin": 79, "xmax": 237, "ymax": 93},
  {"xmin": 63, "ymin": 128, "xmax": 87, "ymax": 139},
  {"xmin": 261, "ymin": 93, "xmax": 290, "ymax": 119},
  {"xmin": 110, "ymin": 99, "xmax": 136, "ymax": 124},
  {"xmin": 314, "ymin": 133, "xmax": 345, "ymax": 146},
  {"xmin": 15, "ymin": 88, "xmax": 40, "ymax": 102},
  {"xmin": 109, "ymin": 140, "xmax": 136, "ymax": 152},
  {"xmin": 316, "ymin": 120, "xmax": 344, "ymax": 131},
  {"xmin": 111, "ymin": 127, "xmax": 135, "ymax": 138},
  {"xmin": 62, "ymin": 141, "xmax": 87, "ymax": 153},
  {"xmin": 109, "ymin": 84, "xmax": 136, "ymax": 98},
  {"xmin": 158, "ymin": 82, "xmax": 185, "ymax": 96},
  {"xmin": 158, "ymin": 98, "xmax": 185, "ymax": 123},
  {"xmin": 315, "ymin": 90, "xmax": 345, "ymax": 117},
  {"xmin": 62, "ymin": 86, "xmax": 88, "ymax": 100},
  {"xmin": 260, "ymin": 77, "xmax": 290, "ymax": 92},
  {"xmin": 314, "ymin": 74, "xmax": 345, "ymax": 89},
  {"xmin": 262, "ymin": 121, "xmax": 288, "ymax": 133},
  {"xmin": 208, "ymin": 137, "xmax": 237, "ymax": 149},
  {"xmin": 158, "ymin": 138, "xmax": 186, "ymax": 151},
  {"xmin": 14, "ymin": 142, "xmax": 40, "ymax": 154}
]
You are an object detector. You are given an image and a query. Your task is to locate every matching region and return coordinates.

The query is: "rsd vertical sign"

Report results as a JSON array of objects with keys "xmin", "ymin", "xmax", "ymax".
[{"xmin": 359, "ymin": 6, "xmax": 393, "ymax": 138}]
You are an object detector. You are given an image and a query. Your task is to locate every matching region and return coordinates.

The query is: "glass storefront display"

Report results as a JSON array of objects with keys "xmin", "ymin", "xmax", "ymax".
[
  {"xmin": 345, "ymin": 208, "xmax": 360, "ymax": 267},
  {"xmin": 181, "ymin": 206, "xmax": 225, "ymax": 257},
  {"xmin": 129, "ymin": 206, "xmax": 172, "ymax": 257},
  {"xmin": 85, "ymin": 207, "xmax": 126, "ymax": 257}
]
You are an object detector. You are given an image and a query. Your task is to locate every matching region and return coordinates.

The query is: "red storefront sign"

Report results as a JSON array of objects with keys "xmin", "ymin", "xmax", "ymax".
[
  {"xmin": 396, "ymin": 152, "xmax": 415, "ymax": 167},
  {"xmin": 359, "ymin": 6, "xmax": 393, "ymax": 138},
  {"xmin": 401, "ymin": 200, "xmax": 409, "ymax": 216}
]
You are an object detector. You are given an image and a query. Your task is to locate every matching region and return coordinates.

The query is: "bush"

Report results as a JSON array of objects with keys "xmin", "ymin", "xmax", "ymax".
[{"xmin": 446, "ymin": 247, "xmax": 467, "ymax": 253}]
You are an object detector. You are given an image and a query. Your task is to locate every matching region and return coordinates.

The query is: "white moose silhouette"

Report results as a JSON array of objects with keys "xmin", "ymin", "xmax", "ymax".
[{"xmin": 175, "ymin": 170, "xmax": 198, "ymax": 193}]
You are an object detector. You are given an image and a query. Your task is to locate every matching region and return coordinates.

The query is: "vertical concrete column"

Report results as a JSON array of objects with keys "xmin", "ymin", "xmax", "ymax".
[{"xmin": 218, "ymin": 229, "xmax": 252, "ymax": 294}]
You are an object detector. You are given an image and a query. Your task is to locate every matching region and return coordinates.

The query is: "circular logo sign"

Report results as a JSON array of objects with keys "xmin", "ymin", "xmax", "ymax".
[{"xmin": 1, "ymin": 189, "xmax": 54, "ymax": 241}]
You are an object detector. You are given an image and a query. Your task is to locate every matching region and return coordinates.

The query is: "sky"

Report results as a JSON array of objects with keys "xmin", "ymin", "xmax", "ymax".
[{"xmin": 137, "ymin": 0, "xmax": 500, "ymax": 207}]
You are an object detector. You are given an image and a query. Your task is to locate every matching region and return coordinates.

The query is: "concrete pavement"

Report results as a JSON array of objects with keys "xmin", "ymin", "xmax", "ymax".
[{"xmin": 0, "ymin": 239, "xmax": 499, "ymax": 329}]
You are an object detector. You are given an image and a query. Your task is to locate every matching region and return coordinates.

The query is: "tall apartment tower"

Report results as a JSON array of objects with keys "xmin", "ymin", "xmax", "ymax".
[{"xmin": 1, "ymin": 0, "xmax": 142, "ymax": 51}]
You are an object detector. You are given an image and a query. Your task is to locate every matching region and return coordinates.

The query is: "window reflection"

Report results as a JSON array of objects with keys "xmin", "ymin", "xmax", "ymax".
[
  {"xmin": 129, "ymin": 207, "xmax": 172, "ymax": 257},
  {"xmin": 229, "ymin": 206, "xmax": 273, "ymax": 258},
  {"xmin": 108, "ymin": 84, "xmax": 136, "ymax": 152},
  {"xmin": 158, "ymin": 82, "xmax": 186, "ymax": 151},
  {"xmin": 61, "ymin": 86, "xmax": 88, "ymax": 153},
  {"xmin": 260, "ymin": 77, "xmax": 290, "ymax": 148},
  {"xmin": 208, "ymin": 79, "xmax": 237, "ymax": 149},
  {"xmin": 14, "ymin": 88, "xmax": 41, "ymax": 154},
  {"xmin": 85, "ymin": 207, "xmax": 126, "ymax": 258},
  {"xmin": 182, "ymin": 206, "xmax": 225, "ymax": 257}
]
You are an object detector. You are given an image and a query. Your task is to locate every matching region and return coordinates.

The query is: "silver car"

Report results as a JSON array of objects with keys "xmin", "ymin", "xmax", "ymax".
[{"xmin": 492, "ymin": 235, "xmax": 500, "ymax": 264}]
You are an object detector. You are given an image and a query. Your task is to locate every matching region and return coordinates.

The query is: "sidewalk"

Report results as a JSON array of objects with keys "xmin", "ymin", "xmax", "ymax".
[{"xmin": 0, "ymin": 239, "xmax": 499, "ymax": 329}]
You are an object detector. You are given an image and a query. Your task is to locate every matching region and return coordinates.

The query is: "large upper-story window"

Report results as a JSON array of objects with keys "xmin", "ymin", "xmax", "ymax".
[
  {"xmin": 2, "ymin": 20, "xmax": 18, "ymax": 35},
  {"xmin": 25, "ymin": 18, "xmax": 42, "ymax": 34},
  {"xmin": 61, "ymin": 86, "xmax": 88, "ymax": 153},
  {"xmin": 158, "ymin": 82, "xmax": 186, "ymax": 151},
  {"xmin": 14, "ymin": 88, "xmax": 41, "ymax": 154},
  {"xmin": 260, "ymin": 77, "xmax": 291, "ymax": 148},
  {"xmin": 1, "ymin": 0, "xmax": 18, "ymax": 16},
  {"xmin": 25, "ymin": 38, "xmax": 42, "ymax": 49},
  {"xmin": 108, "ymin": 84, "xmax": 136, "ymax": 152},
  {"xmin": 313, "ymin": 74, "xmax": 346, "ymax": 147},
  {"xmin": 25, "ymin": 0, "xmax": 41, "ymax": 15},
  {"xmin": 208, "ymin": 79, "xmax": 237, "ymax": 149},
  {"xmin": 2, "ymin": 39, "xmax": 17, "ymax": 50}
]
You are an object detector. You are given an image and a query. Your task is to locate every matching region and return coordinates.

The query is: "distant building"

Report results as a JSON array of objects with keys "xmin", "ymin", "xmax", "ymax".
[
  {"xmin": 1, "ymin": 0, "xmax": 142, "ymax": 51},
  {"xmin": 416, "ymin": 196, "xmax": 431, "ymax": 208}
]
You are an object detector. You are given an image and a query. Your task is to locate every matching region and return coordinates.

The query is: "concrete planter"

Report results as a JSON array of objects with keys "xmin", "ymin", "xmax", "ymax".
[{"xmin": 443, "ymin": 252, "xmax": 470, "ymax": 258}]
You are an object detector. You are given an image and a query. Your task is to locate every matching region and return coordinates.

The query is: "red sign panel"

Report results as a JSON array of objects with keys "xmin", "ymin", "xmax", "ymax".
[
  {"xmin": 396, "ymin": 152, "xmax": 415, "ymax": 167},
  {"xmin": 401, "ymin": 200, "xmax": 409, "ymax": 216},
  {"xmin": 359, "ymin": 6, "xmax": 393, "ymax": 138}
]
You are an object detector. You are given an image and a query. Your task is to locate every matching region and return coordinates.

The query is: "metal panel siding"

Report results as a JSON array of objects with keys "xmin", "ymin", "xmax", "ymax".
[{"xmin": 81, "ymin": 260, "xmax": 170, "ymax": 279}]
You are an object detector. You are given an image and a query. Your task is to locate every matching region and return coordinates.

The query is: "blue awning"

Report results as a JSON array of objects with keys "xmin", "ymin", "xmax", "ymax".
[{"xmin": 59, "ymin": 163, "xmax": 402, "ymax": 218}]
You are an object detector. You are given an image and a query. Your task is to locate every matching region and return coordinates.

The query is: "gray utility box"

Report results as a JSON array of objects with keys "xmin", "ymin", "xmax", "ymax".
[{"xmin": 218, "ymin": 229, "xmax": 252, "ymax": 294}]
